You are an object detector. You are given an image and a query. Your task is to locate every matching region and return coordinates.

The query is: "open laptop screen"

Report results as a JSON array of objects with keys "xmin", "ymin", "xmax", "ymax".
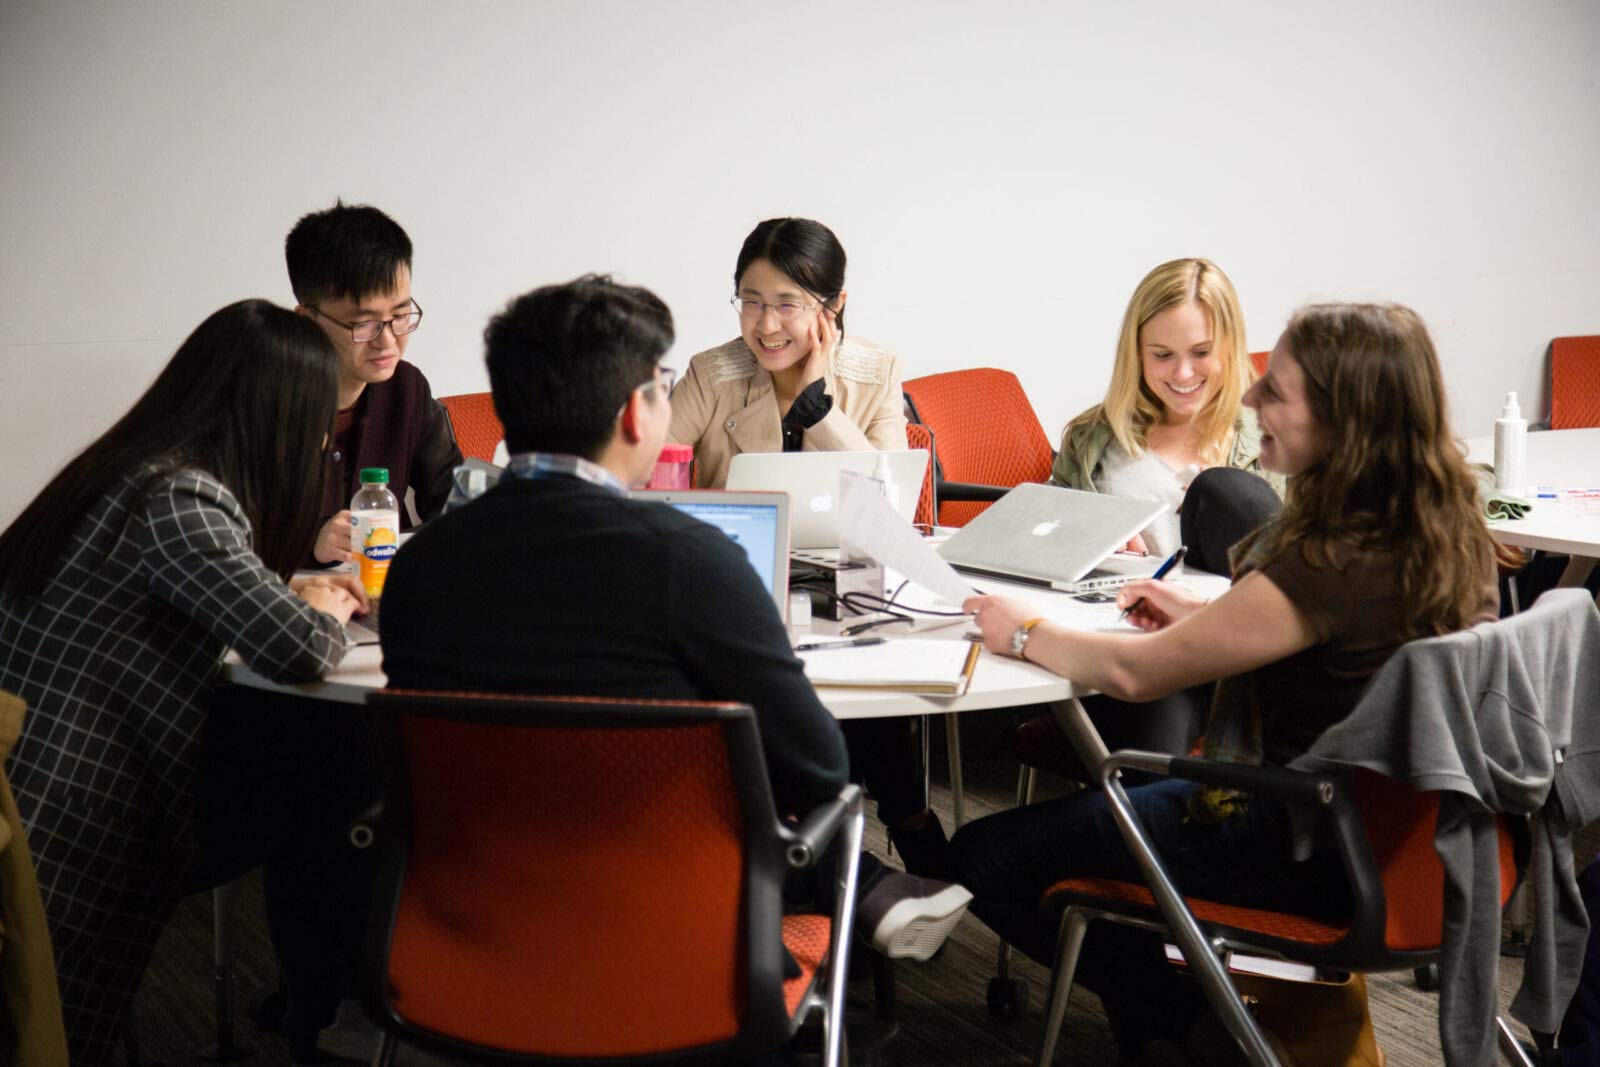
[{"xmin": 630, "ymin": 489, "xmax": 791, "ymax": 617}]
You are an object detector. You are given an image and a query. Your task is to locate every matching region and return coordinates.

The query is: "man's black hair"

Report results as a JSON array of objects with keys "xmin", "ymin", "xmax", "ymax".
[
  {"xmin": 485, "ymin": 275, "xmax": 674, "ymax": 459},
  {"xmin": 285, "ymin": 199, "xmax": 413, "ymax": 307}
]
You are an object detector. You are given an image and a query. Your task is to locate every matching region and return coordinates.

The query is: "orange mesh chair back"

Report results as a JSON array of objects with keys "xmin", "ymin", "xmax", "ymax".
[
  {"xmin": 1351, "ymin": 771, "xmax": 1518, "ymax": 952},
  {"xmin": 439, "ymin": 392, "xmax": 505, "ymax": 462},
  {"xmin": 902, "ymin": 368, "xmax": 1054, "ymax": 527},
  {"xmin": 1549, "ymin": 335, "xmax": 1600, "ymax": 429},
  {"xmin": 1249, "ymin": 350, "xmax": 1270, "ymax": 378},
  {"xmin": 359, "ymin": 692, "xmax": 860, "ymax": 1065},
  {"xmin": 904, "ymin": 422, "xmax": 937, "ymax": 529}
]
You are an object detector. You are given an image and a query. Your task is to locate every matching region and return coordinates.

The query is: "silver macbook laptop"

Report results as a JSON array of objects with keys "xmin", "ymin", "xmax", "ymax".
[
  {"xmin": 725, "ymin": 450, "xmax": 929, "ymax": 550},
  {"xmin": 630, "ymin": 489, "xmax": 791, "ymax": 618},
  {"xmin": 937, "ymin": 482, "xmax": 1167, "ymax": 591}
]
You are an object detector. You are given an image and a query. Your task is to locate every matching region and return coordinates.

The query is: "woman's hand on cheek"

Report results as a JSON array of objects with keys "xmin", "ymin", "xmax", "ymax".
[{"xmin": 800, "ymin": 307, "xmax": 836, "ymax": 391}]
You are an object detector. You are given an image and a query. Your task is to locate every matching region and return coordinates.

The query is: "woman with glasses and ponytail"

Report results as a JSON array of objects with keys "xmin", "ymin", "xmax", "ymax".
[
  {"xmin": 668, "ymin": 217, "xmax": 908, "ymax": 490},
  {"xmin": 668, "ymin": 219, "xmax": 948, "ymax": 877}
]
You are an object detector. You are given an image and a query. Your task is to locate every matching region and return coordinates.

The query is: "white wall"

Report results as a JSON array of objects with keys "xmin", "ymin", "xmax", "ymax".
[{"xmin": 4, "ymin": 0, "xmax": 1598, "ymax": 525}]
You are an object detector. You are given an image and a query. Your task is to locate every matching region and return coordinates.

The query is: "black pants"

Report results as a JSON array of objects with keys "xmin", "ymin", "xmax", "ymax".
[
  {"xmin": 948, "ymin": 778, "xmax": 1351, "ymax": 1056},
  {"xmin": 184, "ymin": 685, "xmax": 379, "ymax": 1054},
  {"xmin": 841, "ymin": 716, "xmax": 926, "ymax": 827}
]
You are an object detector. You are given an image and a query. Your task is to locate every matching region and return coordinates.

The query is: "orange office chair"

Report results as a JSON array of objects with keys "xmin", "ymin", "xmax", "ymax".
[
  {"xmin": 1025, "ymin": 588, "xmax": 1600, "ymax": 1066},
  {"xmin": 1032, "ymin": 758, "xmax": 1531, "ymax": 1066},
  {"xmin": 1549, "ymin": 335, "xmax": 1600, "ymax": 429},
  {"xmin": 904, "ymin": 422, "xmax": 938, "ymax": 529},
  {"xmin": 439, "ymin": 392, "xmax": 505, "ymax": 462},
  {"xmin": 1249, "ymin": 350, "xmax": 1270, "ymax": 378},
  {"xmin": 902, "ymin": 369, "xmax": 1054, "ymax": 527},
  {"xmin": 354, "ymin": 691, "xmax": 864, "ymax": 1067}
]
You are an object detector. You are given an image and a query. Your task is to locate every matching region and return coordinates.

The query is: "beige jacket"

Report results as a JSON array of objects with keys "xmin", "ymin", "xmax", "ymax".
[
  {"xmin": 669, "ymin": 336, "xmax": 908, "ymax": 489},
  {"xmin": 0, "ymin": 690, "xmax": 69, "ymax": 1067}
]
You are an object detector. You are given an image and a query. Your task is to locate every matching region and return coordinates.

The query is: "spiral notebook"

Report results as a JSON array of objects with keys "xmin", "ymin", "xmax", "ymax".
[{"xmin": 797, "ymin": 638, "xmax": 982, "ymax": 695}]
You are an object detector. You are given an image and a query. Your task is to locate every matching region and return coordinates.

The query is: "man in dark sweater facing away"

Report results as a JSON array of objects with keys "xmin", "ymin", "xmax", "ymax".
[{"xmin": 381, "ymin": 274, "xmax": 970, "ymax": 967}]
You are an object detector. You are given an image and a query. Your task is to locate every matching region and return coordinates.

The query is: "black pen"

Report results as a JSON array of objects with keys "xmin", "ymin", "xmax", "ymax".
[
  {"xmin": 1117, "ymin": 545, "xmax": 1188, "ymax": 621},
  {"xmin": 794, "ymin": 636, "xmax": 889, "ymax": 652}
]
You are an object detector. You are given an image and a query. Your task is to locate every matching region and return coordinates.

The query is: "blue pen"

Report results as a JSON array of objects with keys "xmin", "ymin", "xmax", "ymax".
[{"xmin": 1117, "ymin": 545, "xmax": 1188, "ymax": 621}]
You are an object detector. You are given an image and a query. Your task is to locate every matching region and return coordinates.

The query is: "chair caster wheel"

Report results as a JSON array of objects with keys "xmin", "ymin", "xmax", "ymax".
[
  {"xmin": 248, "ymin": 987, "xmax": 287, "ymax": 1029},
  {"xmin": 1414, "ymin": 964, "xmax": 1440, "ymax": 991},
  {"xmin": 986, "ymin": 975, "xmax": 1029, "ymax": 1017}
]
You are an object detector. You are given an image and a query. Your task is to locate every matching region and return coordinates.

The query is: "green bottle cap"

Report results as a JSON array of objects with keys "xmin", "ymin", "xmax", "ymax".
[{"xmin": 359, "ymin": 468, "xmax": 390, "ymax": 483}]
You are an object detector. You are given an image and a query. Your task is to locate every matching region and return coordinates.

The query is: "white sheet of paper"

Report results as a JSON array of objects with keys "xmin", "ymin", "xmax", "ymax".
[{"xmin": 838, "ymin": 471, "xmax": 976, "ymax": 605}]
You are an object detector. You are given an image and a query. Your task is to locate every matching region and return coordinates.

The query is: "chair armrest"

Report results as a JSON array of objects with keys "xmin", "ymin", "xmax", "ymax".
[
  {"xmin": 1102, "ymin": 750, "xmax": 1337, "ymax": 809},
  {"xmin": 937, "ymin": 481, "xmax": 1010, "ymax": 502},
  {"xmin": 1166, "ymin": 756, "xmax": 1336, "ymax": 808},
  {"xmin": 784, "ymin": 783, "xmax": 865, "ymax": 871}
]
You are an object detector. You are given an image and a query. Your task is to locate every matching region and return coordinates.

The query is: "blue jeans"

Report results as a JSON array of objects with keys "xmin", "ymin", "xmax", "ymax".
[{"xmin": 946, "ymin": 777, "xmax": 1351, "ymax": 1055}]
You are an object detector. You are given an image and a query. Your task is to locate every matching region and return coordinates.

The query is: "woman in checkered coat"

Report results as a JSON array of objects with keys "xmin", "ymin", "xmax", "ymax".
[{"xmin": 0, "ymin": 300, "xmax": 365, "ymax": 1064}]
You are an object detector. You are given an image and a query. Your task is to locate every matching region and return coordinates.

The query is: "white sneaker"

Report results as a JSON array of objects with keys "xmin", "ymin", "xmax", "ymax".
[{"xmin": 857, "ymin": 871, "xmax": 972, "ymax": 961}]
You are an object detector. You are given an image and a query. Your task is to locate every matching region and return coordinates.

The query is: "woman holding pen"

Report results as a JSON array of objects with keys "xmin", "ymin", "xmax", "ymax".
[{"xmin": 949, "ymin": 303, "xmax": 1499, "ymax": 1061}]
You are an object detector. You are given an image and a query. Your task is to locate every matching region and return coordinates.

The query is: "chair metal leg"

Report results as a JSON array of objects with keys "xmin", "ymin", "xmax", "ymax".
[
  {"xmin": 921, "ymin": 713, "xmax": 932, "ymax": 813},
  {"xmin": 1036, "ymin": 908, "xmax": 1090, "ymax": 1067},
  {"xmin": 824, "ymin": 798, "xmax": 867, "ymax": 1067},
  {"xmin": 1559, "ymin": 556, "xmax": 1597, "ymax": 589},
  {"xmin": 373, "ymin": 1031, "xmax": 400, "ymax": 1067},
  {"xmin": 1099, "ymin": 774, "xmax": 1282, "ymax": 1067},
  {"xmin": 990, "ymin": 764, "xmax": 1039, "ymax": 1015},
  {"xmin": 1018, "ymin": 765, "xmax": 1038, "ymax": 808},
  {"xmin": 945, "ymin": 712, "xmax": 965, "ymax": 828},
  {"xmin": 1497, "ymin": 1015, "xmax": 1537, "ymax": 1066},
  {"xmin": 199, "ymin": 879, "xmax": 250, "ymax": 1061}
]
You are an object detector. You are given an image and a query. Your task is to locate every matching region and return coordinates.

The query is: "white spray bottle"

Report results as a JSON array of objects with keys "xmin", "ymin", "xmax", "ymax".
[{"xmin": 1493, "ymin": 392, "xmax": 1527, "ymax": 495}]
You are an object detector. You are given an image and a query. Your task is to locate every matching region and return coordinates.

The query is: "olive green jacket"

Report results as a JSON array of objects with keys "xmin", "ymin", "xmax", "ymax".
[{"xmin": 1048, "ymin": 407, "xmax": 1286, "ymax": 497}]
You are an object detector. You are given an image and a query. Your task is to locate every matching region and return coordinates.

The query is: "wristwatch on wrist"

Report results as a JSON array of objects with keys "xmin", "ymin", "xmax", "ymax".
[{"xmin": 1011, "ymin": 617, "xmax": 1046, "ymax": 661}]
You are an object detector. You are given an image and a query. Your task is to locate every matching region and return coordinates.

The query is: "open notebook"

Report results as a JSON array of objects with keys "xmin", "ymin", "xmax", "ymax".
[{"xmin": 797, "ymin": 638, "xmax": 982, "ymax": 695}]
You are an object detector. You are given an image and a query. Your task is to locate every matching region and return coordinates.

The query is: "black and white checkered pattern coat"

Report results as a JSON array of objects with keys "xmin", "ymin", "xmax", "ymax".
[{"xmin": 0, "ymin": 465, "xmax": 350, "ymax": 1064}]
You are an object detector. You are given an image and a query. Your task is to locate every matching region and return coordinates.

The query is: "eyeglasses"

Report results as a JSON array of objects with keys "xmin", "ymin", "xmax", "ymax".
[
  {"xmin": 619, "ymin": 367, "xmax": 677, "ymax": 417},
  {"xmin": 646, "ymin": 366, "xmax": 678, "ymax": 397},
  {"xmin": 308, "ymin": 300, "xmax": 424, "ymax": 344},
  {"xmin": 730, "ymin": 295, "xmax": 824, "ymax": 321}
]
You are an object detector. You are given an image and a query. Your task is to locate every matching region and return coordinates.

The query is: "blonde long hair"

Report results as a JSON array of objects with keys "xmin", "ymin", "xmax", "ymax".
[
  {"xmin": 1068, "ymin": 258, "xmax": 1251, "ymax": 466},
  {"xmin": 1234, "ymin": 303, "xmax": 1494, "ymax": 637}
]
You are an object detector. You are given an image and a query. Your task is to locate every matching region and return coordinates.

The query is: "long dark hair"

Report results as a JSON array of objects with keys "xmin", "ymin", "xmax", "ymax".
[
  {"xmin": 1234, "ymin": 303, "xmax": 1495, "ymax": 637},
  {"xmin": 0, "ymin": 299, "xmax": 338, "ymax": 599},
  {"xmin": 734, "ymin": 218, "xmax": 848, "ymax": 334}
]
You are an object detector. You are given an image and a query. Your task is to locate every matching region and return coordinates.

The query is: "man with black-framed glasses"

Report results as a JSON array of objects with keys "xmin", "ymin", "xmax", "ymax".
[{"xmin": 286, "ymin": 200, "xmax": 462, "ymax": 567}]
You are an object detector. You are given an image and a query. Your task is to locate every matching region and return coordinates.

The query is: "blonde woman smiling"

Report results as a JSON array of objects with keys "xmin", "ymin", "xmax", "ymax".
[{"xmin": 1053, "ymin": 258, "xmax": 1280, "ymax": 569}]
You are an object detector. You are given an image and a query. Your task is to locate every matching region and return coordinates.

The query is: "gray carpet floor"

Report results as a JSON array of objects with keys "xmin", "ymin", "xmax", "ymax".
[{"xmin": 129, "ymin": 708, "xmax": 1587, "ymax": 1065}]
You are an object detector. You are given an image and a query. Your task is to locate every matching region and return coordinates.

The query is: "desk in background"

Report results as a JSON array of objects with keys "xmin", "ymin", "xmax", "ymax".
[{"xmin": 1464, "ymin": 428, "xmax": 1600, "ymax": 588}]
